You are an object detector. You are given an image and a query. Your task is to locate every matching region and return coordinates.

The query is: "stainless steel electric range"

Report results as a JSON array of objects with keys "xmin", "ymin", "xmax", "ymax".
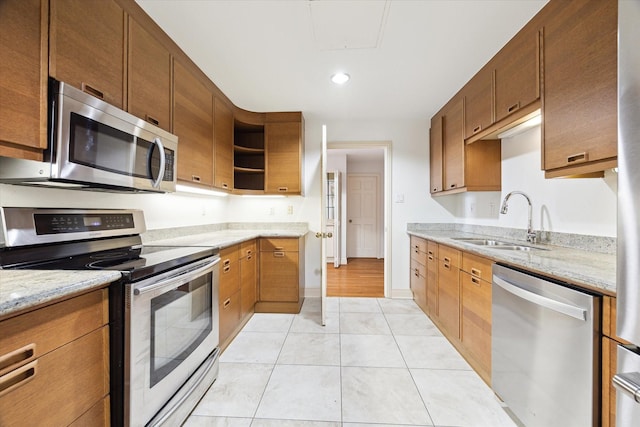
[{"xmin": 0, "ymin": 207, "xmax": 220, "ymax": 426}]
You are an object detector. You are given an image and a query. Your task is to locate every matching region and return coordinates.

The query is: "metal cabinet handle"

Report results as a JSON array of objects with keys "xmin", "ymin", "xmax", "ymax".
[
  {"xmin": 567, "ymin": 152, "xmax": 588, "ymax": 164},
  {"xmin": 493, "ymin": 275, "xmax": 587, "ymax": 321},
  {"xmin": 473, "ymin": 125, "xmax": 482, "ymax": 134},
  {"xmin": 81, "ymin": 82, "xmax": 104, "ymax": 99},
  {"xmin": 471, "ymin": 267, "xmax": 482, "ymax": 277},
  {"xmin": 450, "ymin": 184, "xmax": 457, "ymax": 188},
  {"xmin": 191, "ymin": 175, "xmax": 201, "ymax": 182},
  {"xmin": 0, "ymin": 344, "xmax": 35, "ymax": 375},
  {"xmin": 278, "ymin": 187, "xmax": 288, "ymax": 192},
  {"xmin": 223, "ymin": 298, "xmax": 231, "ymax": 308},
  {"xmin": 223, "ymin": 259, "xmax": 231, "ymax": 267},
  {"xmin": 223, "ymin": 265, "xmax": 231, "ymax": 273},
  {"xmin": 507, "ymin": 102, "xmax": 520, "ymax": 113},
  {"xmin": 273, "ymin": 251, "xmax": 285, "ymax": 257},
  {"xmin": 414, "ymin": 268, "xmax": 419, "ymax": 277},
  {"xmin": 471, "ymin": 276, "xmax": 481, "ymax": 286},
  {"xmin": 274, "ymin": 246, "xmax": 284, "ymax": 250},
  {"xmin": 0, "ymin": 360, "xmax": 37, "ymax": 398},
  {"xmin": 221, "ymin": 183, "xmax": 229, "ymax": 189},
  {"xmin": 145, "ymin": 115, "xmax": 160, "ymax": 126}
]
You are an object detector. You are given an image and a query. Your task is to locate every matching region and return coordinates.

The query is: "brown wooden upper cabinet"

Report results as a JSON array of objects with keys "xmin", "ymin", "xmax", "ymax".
[
  {"xmin": 0, "ymin": 0, "xmax": 48, "ymax": 160},
  {"xmin": 541, "ymin": 0, "xmax": 617, "ymax": 178},
  {"xmin": 443, "ymin": 97, "xmax": 465, "ymax": 192},
  {"xmin": 493, "ymin": 22, "xmax": 541, "ymax": 124},
  {"xmin": 127, "ymin": 17, "xmax": 172, "ymax": 132},
  {"xmin": 265, "ymin": 114, "xmax": 304, "ymax": 195},
  {"xmin": 49, "ymin": 0, "xmax": 125, "ymax": 109},
  {"xmin": 429, "ymin": 115, "xmax": 444, "ymax": 194},
  {"xmin": 174, "ymin": 59, "xmax": 214, "ymax": 187},
  {"xmin": 430, "ymin": 96, "xmax": 501, "ymax": 196},
  {"xmin": 464, "ymin": 61, "xmax": 494, "ymax": 140},
  {"xmin": 214, "ymin": 98, "xmax": 235, "ymax": 191}
]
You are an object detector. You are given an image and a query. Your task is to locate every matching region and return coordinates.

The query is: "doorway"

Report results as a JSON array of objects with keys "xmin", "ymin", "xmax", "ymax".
[{"xmin": 325, "ymin": 143, "xmax": 390, "ymax": 298}]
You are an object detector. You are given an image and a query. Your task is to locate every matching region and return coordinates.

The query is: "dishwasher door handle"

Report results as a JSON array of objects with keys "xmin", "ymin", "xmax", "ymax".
[
  {"xmin": 493, "ymin": 275, "xmax": 587, "ymax": 321},
  {"xmin": 613, "ymin": 371, "xmax": 640, "ymax": 403}
]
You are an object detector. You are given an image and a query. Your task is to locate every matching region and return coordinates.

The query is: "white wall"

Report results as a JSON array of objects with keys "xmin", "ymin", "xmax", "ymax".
[{"xmin": 449, "ymin": 126, "xmax": 617, "ymax": 237}]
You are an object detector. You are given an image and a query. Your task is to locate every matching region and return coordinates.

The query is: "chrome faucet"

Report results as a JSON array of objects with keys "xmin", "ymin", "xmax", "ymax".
[{"xmin": 500, "ymin": 191, "xmax": 537, "ymax": 243}]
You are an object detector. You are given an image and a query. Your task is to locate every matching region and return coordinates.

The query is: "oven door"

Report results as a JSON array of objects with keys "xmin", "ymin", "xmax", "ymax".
[
  {"xmin": 52, "ymin": 80, "xmax": 177, "ymax": 192},
  {"xmin": 126, "ymin": 255, "xmax": 219, "ymax": 427}
]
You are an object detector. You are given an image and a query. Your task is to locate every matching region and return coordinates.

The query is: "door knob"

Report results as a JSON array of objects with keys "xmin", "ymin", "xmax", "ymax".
[
  {"xmin": 315, "ymin": 232, "xmax": 322, "ymax": 238},
  {"xmin": 327, "ymin": 232, "xmax": 333, "ymax": 238}
]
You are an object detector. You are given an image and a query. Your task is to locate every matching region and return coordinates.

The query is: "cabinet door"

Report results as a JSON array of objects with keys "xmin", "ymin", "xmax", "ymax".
[
  {"xmin": 240, "ymin": 248, "xmax": 257, "ymax": 318},
  {"xmin": 410, "ymin": 260, "xmax": 427, "ymax": 313},
  {"xmin": 602, "ymin": 336, "xmax": 617, "ymax": 427},
  {"xmin": 0, "ymin": 0, "xmax": 48, "ymax": 159},
  {"xmin": 260, "ymin": 251, "xmax": 299, "ymax": 302},
  {"xmin": 49, "ymin": 0, "xmax": 125, "ymax": 108},
  {"xmin": 542, "ymin": 0, "xmax": 617, "ymax": 175},
  {"xmin": 426, "ymin": 243, "xmax": 438, "ymax": 316},
  {"xmin": 265, "ymin": 122, "xmax": 303, "ymax": 194},
  {"xmin": 494, "ymin": 24, "xmax": 540, "ymax": 123},
  {"xmin": 174, "ymin": 60, "xmax": 214, "ymax": 186},
  {"xmin": 437, "ymin": 246, "xmax": 461, "ymax": 340},
  {"xmin": 429, "ymin": 115, "xmax": 444, "ymax": 193},
  {"xmin": 464, "ymin": 62, "xmax": 494, "ymax": 139},
  {"xmin": 443, "ymin": 97, "xmax": 464, "ymax": 191},
  {"xmin": 128, "ymin": 17, "xmax": 171, "ymax": 132},
  {"xmin": 460, "ymin": 271, "xmax": 492, "ymax": 381},
  {"xmin": 219, "ymin": 290, "xmax": 240, "ymax": 346},
  {"xmin": 214, "ymin": 98, "xmax": 234, "ymax": 191}
]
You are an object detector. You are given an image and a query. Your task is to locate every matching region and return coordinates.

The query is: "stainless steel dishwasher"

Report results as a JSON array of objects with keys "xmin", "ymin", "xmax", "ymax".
[{"xmin": 492, "ymin": 264, "xmax": 600, "ymax": 427}]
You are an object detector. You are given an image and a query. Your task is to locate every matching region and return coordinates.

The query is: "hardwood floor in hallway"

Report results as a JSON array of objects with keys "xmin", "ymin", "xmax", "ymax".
[{"xmin": 327, "ymin": 258, "xmax": 384, "ymax": 297}]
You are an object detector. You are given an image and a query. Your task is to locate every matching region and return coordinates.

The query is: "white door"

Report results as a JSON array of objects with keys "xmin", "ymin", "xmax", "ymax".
[
  {"xmin": 319, "ymin": 125, "xmax": 328, "ymax": 326},
  {"xmin": 325, "ymin": 171, "xmax": 341, "ymax": 268},
  {"xmin": 347, "ymin": 175, "xmax": 378, "ymax": 258}
]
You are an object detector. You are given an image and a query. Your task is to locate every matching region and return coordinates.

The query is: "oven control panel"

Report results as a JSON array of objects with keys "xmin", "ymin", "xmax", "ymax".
[{"xmin": 34, "ymin": 213, "xmax": 135, "ymax": 234}]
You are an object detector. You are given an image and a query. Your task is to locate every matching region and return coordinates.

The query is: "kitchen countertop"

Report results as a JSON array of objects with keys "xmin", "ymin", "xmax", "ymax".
[
  {"xmin": 0, "ymin": 270, "xmax": 121, "ymax": 320},
  {"xmin": 407, "ymin": 229, "xmax": 616, "ymax": 296},
  {"xmin": 0, "ymin": 226, "xmax": 308, "ymax": 319},
  {"xmin": 146, "ymin": 228, "xmax": 308, "ymax": 248}
]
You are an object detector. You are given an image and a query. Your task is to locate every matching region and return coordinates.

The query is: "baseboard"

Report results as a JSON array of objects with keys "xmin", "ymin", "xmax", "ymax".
[{"xmin": 391, "ymin": 288, "xmax": 413, "ymax": 299}]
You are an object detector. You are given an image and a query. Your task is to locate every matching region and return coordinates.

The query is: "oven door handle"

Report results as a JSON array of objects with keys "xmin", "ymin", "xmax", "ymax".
[
  {"xmin": 134, "ymin": 256, "xmax": 219, "ymax": 296},
  {"xmin": 151, "ymin": 137, "xmax": 166, "ymax": 189}
]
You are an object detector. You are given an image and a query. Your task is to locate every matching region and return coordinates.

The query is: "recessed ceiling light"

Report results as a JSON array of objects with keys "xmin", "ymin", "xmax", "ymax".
[{"xmin": 331, "ymin": 72, "xmax": 350, "ymax": 85}]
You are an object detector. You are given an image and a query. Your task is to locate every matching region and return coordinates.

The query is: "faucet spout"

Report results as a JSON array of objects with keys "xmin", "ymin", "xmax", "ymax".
[{"xmin": 500, "ymin": 191, "xmax": 536, "ymax": 243}]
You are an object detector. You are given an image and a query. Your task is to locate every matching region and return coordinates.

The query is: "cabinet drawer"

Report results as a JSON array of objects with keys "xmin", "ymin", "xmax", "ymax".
[
  {"xmin": 220, "ymin": 244, "xmax": 240, "ymax": 265},
  {"xmin": 240, "ymin": 239, "xmax": 257, "ymax": 258},
  {"xmin": 410, "ymin": 236, "xmax": 427, "ymax": 254},
  {"xmin": 438, "ymin": 245, "xmax": 461, "ymax": 268},
  {"xmin": 219, "ymin": 290, "xmax": 241, "ymax": 345},
  {"xmin": 0, "ymin": 327, "xmax": 109, "ymax": 426},
  {"xmin": 0, "ymin": 289, "xmax": 107, "ymax": 372},
  {"xmin": 410, "ymin": 258, "xmax": 426, "ymax": 279},
  {"xmin": 427, "ymin": 241, "xmax": 438, "ymax": 261},
  {"xmin": 462, "ymin": 252, "xmax": 493, "ymax": 282},
  {"xmin": 219, "ymin": 259, "xmax": 240, "ymax": 301},
  {"xmin": 260, "ymin": 238, "xmax": 299, "ymax": 252}
]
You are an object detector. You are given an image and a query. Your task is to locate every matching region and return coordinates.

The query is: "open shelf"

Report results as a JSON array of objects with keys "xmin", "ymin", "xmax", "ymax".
[{"xmin": 234, "ymin": 120, "xmax": 265, "ymax": 191}]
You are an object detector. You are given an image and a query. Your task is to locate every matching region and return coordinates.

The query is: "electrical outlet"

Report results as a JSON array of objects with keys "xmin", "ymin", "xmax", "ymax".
[
  {"xmin": 470, "ymin": 203, "xmax": 476, "ymax": 214},
  {"xmin": 269, "ymin": 207, "xmax": 275, "ymax": 215},
  {"xmin": 287, "ymin": 205, "xmax": 293, "ymax": 215}
]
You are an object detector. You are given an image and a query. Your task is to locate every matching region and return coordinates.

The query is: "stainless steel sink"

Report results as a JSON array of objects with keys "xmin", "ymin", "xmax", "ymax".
[{"xmin": 451, "ymin": 237, "xmax": 549, "ymax": 251}]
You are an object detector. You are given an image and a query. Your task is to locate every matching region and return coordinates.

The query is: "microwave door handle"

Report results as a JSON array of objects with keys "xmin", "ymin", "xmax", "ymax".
[{"xmin": 151, "ymin": 137, "xmax": 166, "ymax": 188}]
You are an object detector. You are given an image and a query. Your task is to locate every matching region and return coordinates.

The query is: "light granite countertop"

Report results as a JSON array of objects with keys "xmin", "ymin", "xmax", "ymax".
[
  {"xmin": 407, "ymin": 229, "xmax": 616, "ymax": 296},
  {"xmin": 146, "ymin": 228, "xmax": 308, "ymax": 248},
  {"xmin": 0, "ymin": 270, "xmax": 121, "ymax": 320},
  {"xmin": 0, "ymin": 224, "xmax": 308, "ymax": 319}
]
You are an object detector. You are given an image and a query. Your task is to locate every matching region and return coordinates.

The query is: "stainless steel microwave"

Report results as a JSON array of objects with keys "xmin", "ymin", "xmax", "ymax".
[{"xmin": 0, "ymin": 79, "xmax": 177, "ymax": 192}]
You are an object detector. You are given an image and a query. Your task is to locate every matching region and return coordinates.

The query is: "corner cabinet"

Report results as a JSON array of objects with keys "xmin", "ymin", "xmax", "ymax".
[
  {"xmin": 0, "ymin": 289, "xmax": 110, "ymax": 426},
  {"xmin": 256, "ymin": 237, "xmax": 305, "ymax": 313},
  {"xmin": 265, "ymin": 114, "xmax": 304, "ymax": 195},
  {"xmin": 542, "ymin": 0, "xmax": 618, "ymax": 178},
  {"xmin": 214, "ymin": 98, "xmax": 234, "ymax": 191},
  {"xmin": 0, "ymin": 0, "xmax": 48, "ymax": 160}
]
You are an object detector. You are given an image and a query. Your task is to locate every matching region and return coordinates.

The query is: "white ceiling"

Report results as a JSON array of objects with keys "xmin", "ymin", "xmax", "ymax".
[{"xmin": 136, "ymin": 0, "xmax": 548, "ymax": 122}]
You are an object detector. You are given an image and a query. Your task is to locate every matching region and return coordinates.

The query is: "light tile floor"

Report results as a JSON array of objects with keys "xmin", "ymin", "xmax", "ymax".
[{"xmin": 184, "ymin": 297, "xmax": 519, "ymax": 427}]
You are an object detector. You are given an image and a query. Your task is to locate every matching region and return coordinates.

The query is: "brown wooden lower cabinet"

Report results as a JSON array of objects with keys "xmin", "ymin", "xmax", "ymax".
[
  {"xmin": 218, "ymin": 244, "xmax": 241, "ymax": 348},
  {"xmin": 256, "ymin": 237, "xmax": 305, "ymax": 313},
  {"xmin": 239, "ymin": 240, "xmax": 257, "ymax": 320},
  {"xmin": 0, "ymin": 288, "xmax": 109, "ymax": 427},
  {"xmin": 436, "ymin": 245, "xmax": 461, "ymax": 341},
  {"xmin": 410, "ymin": 236, "xmax": 428, "ymax": 312}
]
